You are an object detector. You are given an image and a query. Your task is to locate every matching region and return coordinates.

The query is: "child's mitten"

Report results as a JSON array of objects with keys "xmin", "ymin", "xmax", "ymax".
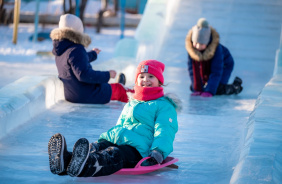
[
  {"xmin": 201, "ymin": 92, "xmax": 213, "ymax": 97},
  {"xmin": 149, "ymin": 150, "xmax": 163, "ymax": 164}
]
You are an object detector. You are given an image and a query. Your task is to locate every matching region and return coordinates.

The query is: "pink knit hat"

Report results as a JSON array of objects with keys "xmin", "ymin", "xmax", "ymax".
[{"xmin": 135, "ymin": 60, "xmax": 165, "ymax": 84}]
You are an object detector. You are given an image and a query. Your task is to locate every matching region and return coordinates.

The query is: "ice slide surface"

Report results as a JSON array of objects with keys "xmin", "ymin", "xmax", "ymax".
[{"xmin": 1, "ymin": 0, "xmax": 282, "ymax": 183}]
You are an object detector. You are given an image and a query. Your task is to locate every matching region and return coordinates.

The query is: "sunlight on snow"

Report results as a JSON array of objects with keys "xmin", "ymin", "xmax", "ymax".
[{"xmin": 234, "ymin": 99, "xmax": 256, "ymax": 111}]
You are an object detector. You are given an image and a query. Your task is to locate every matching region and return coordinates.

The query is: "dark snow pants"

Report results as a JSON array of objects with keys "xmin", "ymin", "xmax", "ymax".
[{"xmin": 79, "ymin": 140, "xmax": 143, "ymax": 177}]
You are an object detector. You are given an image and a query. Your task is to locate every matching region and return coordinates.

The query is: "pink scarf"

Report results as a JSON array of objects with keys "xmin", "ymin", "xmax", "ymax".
[{"xmin": 133, "ymin": 86, "xmax": 164, "ymax": 101}]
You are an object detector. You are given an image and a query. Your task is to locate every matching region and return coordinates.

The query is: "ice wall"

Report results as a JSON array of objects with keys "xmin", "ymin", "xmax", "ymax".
[
  {"xmin": 114, "ymin": 0, "xmax": 179, "ymax": 62},
  {"xmin": 230, "ymin": 32, "xmax": 282, "ymax": 183},
  {"xmin": 107, "ymin": 0, "xmax": 179, "ymax": 85},
  {"xmin": 0, "ymin": 76, "xmax": 64, "ymax": 139}
]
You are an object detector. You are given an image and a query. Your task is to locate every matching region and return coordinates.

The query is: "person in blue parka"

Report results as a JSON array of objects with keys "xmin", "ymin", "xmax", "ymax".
[
  {"xmin": 50, "ymin": 14, "xmax": 132, "ymax": 104},
  {"xmin": 185, "ymin": 18, "xmax": 243, "ymax": 97},
  {"xmin": 48, "ymin": 60, "xmax": 180, "ymax": 177}
]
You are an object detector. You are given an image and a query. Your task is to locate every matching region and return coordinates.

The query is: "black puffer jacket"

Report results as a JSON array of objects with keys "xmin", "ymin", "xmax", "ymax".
[{"xmin": 50, "ymin": 28, "xmax": 112, "ymax": 104}]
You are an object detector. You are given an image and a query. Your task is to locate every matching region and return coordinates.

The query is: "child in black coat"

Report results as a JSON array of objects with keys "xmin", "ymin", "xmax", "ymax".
[{"xmin": 51, "ymin": 14, "xmax": 133, "ymax": 104}]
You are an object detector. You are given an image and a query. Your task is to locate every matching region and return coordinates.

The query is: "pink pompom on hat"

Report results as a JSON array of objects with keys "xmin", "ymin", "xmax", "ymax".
[{"xmin": 135, "ymin": 60, "xmax": 165, "ymax": 84}]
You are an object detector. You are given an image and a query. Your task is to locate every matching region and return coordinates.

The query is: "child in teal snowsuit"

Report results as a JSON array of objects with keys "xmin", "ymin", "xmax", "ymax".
[{"xmin": 48, "ymin": 60, "xmax": 179, "ymax": 177}]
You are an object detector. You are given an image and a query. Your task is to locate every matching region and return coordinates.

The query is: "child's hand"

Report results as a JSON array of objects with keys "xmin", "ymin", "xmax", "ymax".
[
  {"xmin": 141, "ymin": 150, "xmax": 163, "ymax": 166},
  {"xmin": 109, "ymin": 70, "xmax": 117, "ymax": 78},
  {"xmin": 92, "ymin": 48, "xmax": 101, "ymax": 54},
  {"xmin": 201, "ymin": 92, "xmax": 213, "ymax": 97},
  {"xmin": 149, "ymin": 150, "xmax": 163, "ymax": 164}
]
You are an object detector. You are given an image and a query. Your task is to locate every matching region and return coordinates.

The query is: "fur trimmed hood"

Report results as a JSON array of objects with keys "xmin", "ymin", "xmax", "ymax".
[
  {"xmin": 185, "ymin": 27, "xmax": 219, "ymax": 61},
  {"xmin": 128, "ymin": 93, "xmax": 182, "ymax": 113},
  {"xmin": 50, "ymin": 28, "xmax": 91, "ymax": 48},
  {"xmin": 163, "ymin": 93, "xmax": 182, "ymax": 113}
]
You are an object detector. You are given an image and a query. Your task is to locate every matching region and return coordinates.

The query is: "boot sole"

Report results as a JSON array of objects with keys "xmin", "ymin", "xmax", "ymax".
[
  {"xmin": 67, "ymin": 138, "xmax": 89, "ymax": 177},
  {"xmin": 48, "ymin": 133, "xmax": 65, "ymax": 174},
  {"xmin": 117, "ymin": 73, "xmax": 126, "ymax": 85}
]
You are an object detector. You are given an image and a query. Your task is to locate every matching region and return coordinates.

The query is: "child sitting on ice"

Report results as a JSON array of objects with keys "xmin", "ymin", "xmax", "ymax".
[
  {"xmin": 185, "ymin": 18, "xmax": 243, "ymax": 97},
  {"xmin": 50, "ymin": 14, "xmax": 132, "ymax": 104},
  {"xmin": 48, "ymin": 60, "xmax": 180, "ymax": 177}
]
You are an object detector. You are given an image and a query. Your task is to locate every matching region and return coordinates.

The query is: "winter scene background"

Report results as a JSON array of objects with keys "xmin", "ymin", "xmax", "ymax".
[{"xmin": 0, "ymin": 0, "xmax": 282, "ymax": 183}]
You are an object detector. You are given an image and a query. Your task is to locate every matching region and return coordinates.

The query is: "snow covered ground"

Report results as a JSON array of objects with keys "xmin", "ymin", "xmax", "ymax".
[{"xmin": 0, "ymin": 0, "xmax": 282, "ymax": 183}]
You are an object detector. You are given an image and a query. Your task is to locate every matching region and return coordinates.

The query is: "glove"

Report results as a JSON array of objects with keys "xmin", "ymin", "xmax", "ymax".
[
  {"xmin": 148, "ymin": 150, "xmax": 163, "ymax": 164},
  {"xmin": 201, "ymin": 92, "xmax": 213, "ymax": 97},
  {"xmin": 191, "ymin": 91, "xmax": 202, "ymax": 96}
]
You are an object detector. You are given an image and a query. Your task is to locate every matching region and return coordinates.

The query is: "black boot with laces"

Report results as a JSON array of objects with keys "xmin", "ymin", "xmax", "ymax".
[{"xmin": 48, "ymin": 133, "xmax": 72, "ymax": 175}]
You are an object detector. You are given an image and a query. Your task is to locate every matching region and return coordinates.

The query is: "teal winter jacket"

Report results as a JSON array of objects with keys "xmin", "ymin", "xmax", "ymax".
[{"xmin": 98, "ymin": 95, "xmax": 179, "ymax": 159}]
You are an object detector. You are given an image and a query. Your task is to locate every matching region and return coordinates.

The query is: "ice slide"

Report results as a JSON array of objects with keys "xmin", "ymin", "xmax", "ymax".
[{"xmin": 1, "ymin": 0, "xmax": 282, "ymax": 183}]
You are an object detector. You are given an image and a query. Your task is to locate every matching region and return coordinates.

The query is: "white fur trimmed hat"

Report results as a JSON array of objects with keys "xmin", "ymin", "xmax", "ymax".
[
  {"xmin": 59, "ymin": 14, "xmax": 84, "ymax": 33},
  {"xmin": 50, "ymin": 13, "xmax": 91, "ymax": 47},
  {"xmin": 192, "ymin": 18, "xmax": 211, "ymax": 45}
]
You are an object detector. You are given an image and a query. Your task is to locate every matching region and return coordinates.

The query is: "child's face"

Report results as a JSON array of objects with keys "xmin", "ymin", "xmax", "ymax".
[
  {"xmin": 193, "ymin": 42, "xmax": 207, "ymax": 51},
  {"xmin": 137, "ymin": 73, "xmax": 160, "ymax": 87}
]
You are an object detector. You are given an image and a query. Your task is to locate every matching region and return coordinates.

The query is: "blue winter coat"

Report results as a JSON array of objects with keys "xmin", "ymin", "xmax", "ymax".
[
  {"xmin": 50, "ymin": 28, "xmax": 112, "ymax": 104},
  {"xmin": 98, "ymin": 95, "xmax": 179, "ymax": 159},
  {"xmin": 185, "ymin": 27, "xmax": 234, "ymax": 95}
]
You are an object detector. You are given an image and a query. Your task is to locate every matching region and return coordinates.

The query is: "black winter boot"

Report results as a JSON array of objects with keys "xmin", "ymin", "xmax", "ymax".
[
  {"xmin": 117, "ymin": 73, "xmax": 126, "ymax": 85},
  {"xmin": 233, "ymin": 76, "xmax": 243, "ymax": 94},
  {"xmin": 48, "ymin": 133, "xmax": 72, "ymax": 175},
  {"xmin": 67, "ymin": 138, "xmax": 90, "ymax": 177},
  {"xmin": 67, "ymin": 138, "xmax": 124, "ymax": 177},
  {"xmin": 216, "ymin": 83, "xmax": 226, "ymax": 95},
  {"xmin": 225, "ymin": 84, "xmax": 235, "ymax": 95},
  {"xmin": 233, "ymin": 76, "xmax": 242, "ymax": 86}
]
